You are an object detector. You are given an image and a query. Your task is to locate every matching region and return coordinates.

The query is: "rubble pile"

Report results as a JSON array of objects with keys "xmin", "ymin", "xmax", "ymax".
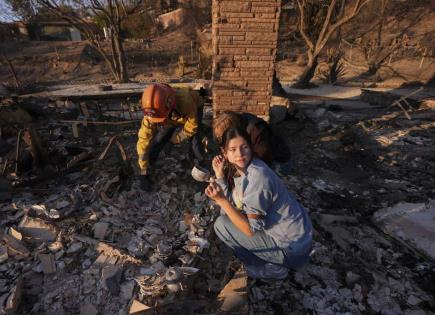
[
  {"xmin": 248, "ymin": 94, "xmax": 435, "ymax": 314},
  {"xmin": 1, "ymin": 89, "xmax": 435, "ymax": 314},
  {"xmin": 0, "ymin": 97, "xmax": 221, "ymax": 314}
]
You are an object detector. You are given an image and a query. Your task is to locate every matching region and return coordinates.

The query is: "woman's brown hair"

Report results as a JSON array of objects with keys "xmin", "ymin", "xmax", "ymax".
[{"xmin": 221, "ymin": 127, "xmax": 253, "ymax": 190}]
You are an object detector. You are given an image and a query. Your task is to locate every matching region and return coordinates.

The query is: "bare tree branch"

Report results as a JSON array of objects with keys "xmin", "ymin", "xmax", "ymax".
[
  {"xmin": 317, "ymin": 0, "xmax": 338, "ymax": 50},
  {"xmin": 296, "ymin": 0, "xmax": 314, "ymax": 52},
  {"xmin": 294, "ymin": 0, "xmax": 372, "ymax": 87},
  {"xmin": 35, "ymin": 0, "xmax": 145, "ymax": 82}
]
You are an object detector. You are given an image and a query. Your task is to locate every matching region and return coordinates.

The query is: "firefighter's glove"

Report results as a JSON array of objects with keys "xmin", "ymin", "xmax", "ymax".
[{"xmin": 139, "ymin": 175, "xmax": 153, "ymax": 192}]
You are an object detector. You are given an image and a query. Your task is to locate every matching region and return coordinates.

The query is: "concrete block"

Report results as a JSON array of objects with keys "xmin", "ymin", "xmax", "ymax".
[{"xmin": 39, "ymin": 253, "xmax": 57, "ymax": 274}]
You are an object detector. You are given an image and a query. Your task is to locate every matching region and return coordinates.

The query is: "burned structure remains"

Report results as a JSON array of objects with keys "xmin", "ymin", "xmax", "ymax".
[{"xmin": 212, "ymin": 0, "xmax": 281, "ymax": 119}]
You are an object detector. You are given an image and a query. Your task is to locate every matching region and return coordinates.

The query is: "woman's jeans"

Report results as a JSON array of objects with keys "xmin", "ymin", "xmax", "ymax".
[{"xmin": 214, "ymin": 215, "xmax": 310, "ymax": 269}]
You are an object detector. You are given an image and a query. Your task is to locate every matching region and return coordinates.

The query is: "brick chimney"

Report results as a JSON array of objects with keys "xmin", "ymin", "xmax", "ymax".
[{"xmin": 212, "ymin": 0, "xmax": 281, "ymax": 120}]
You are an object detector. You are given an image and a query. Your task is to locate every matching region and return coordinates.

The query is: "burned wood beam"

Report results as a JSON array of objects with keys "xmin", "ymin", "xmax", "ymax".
[
  {"xmin": 73, "ymin": 234, "xmax": 143, "ymax": 265},
  {"xmin": 66, "ymin": 151, "xmax": 93, "ymax": 169},
  {"xmin": 99, "ymin": 136, "xmax": 128, "ymax": 161},
  {"xmin": 22, "ymin": 129, "xmax": 49, "ymax": 168}
]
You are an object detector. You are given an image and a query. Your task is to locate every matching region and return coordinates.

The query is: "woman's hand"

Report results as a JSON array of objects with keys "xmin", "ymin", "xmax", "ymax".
[
  {"xmin": 205, "ymin": 182, "xmax": 226, "ymax": 203},
  {"xmin": 212, "ymin": 155, "xmax": 225, "ymax": 179}
]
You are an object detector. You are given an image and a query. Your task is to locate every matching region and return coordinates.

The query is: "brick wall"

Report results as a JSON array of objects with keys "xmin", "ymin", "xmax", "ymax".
[{"xmin": 212, "ymin": 0, "xmax": 282, "ymax": 119}]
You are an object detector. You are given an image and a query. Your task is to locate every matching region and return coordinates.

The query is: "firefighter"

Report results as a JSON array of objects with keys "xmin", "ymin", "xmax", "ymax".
[
  {"xmin": 137, "ymin": 83, "xmax": 204, "ymax": 191},
  {"xmin": 213, "ymin": 111, "xmax": 291, "ymax": 165}
]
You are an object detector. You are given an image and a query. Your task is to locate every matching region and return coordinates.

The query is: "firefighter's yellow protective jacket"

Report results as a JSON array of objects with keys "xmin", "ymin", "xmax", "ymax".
[{"xmin": 137, "ymin": 85, "xmax": 202, "ymax": 173}]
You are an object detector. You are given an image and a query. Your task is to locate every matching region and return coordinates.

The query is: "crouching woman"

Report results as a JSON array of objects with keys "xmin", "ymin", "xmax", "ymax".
[{"xmin": 205, "ymin": 127, "xmax": 312, "ymax": 279}]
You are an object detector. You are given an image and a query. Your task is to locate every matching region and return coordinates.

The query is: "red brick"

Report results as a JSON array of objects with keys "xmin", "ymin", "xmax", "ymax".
[
  {"xmin": 218, "ymin": 24, "xmax": 241, "ymax": 31},
  {"xmin": 216, "ymin": 104, "xmax": 246, "ymax": 111},
  {"xmin": 214, "ymin": 96, "xmax": 232, "ymax": 104},
  {"xmin": 240, "ymin": 23, "xmax": 274, "ymax": 31},
  {"xmin": 232, "ymin": 40, "xmax": 253, "ymax": 45},
  {"xmin": 220, "ymin": 67, "xmax": 240, "ymax": 73},
  {"xmin": 237, "ymin": 61, "xmax": 270, "ymax": 68},
  {"xmin": 220, "ymin": 72, "xmax": 241, "ymax": 78},
  {"xmin": 251, "ymin": 7, "xmax": 277, "ymax": 13},
  {"xmin": 240, "ymin": 17, "xmax": 275, "ymax": 23},
  {"xmin": 245, "ymin": 32, "xmax": 275, "ymax": 41},
  {"xmin": 236, "ymin": 99, "xmax": 259, "ymax": 105},
  {"xmin": 240, "ymin": 70, "xmax": 270, "ymax": 76},
  {"xmin": 248, "ymin": 56, "xmax": 275, "ymax": 61},
  {"xmin": 226, "ymin": 18, "xmax": 242, "ymax": 24},
  {"xmin": 234, "ymin": 56, "xmax": 249, "ymax": 61},
  {"xmin": 223, "ymin": 12, "xmax": 254, "ymax": 18},
  {"xmin": 220, "ymin": 44, "xmax": 276, "ymax": 48},
  {"xmin": 213, "ymin": 90, "xmax": 233, "ymax": 96},
  {"xmin": 220, "ymin": 1, "xmax": 251, "ymax": 13},
  {"xmin": 242, "ymin": 76, "xmax": 272, "ymax": 81},
  {"xmin": 233, "ymin": 91, "xmax": 247, "ymax": 96},
  {"xmin": 219, "ymin": 47, "xmax": 246, "ymax": 55},
  {"xmin": 219, "ymin": 31, "xmax": 246, "ymax": 36},
  {"xmin": 245, "ymin": 91, "xmax": 271, "ymax": 96},
  {"xmin": 218, "ymin": 36, "xmax": 233, "ymax": 44},
  {"xmin": 233, "ymin": 35, "xmax": 245, "ymax": 41},
  {"xmin": 246, "ymin": 48, "xmax": 272, "ymax": 55},
  {"xmin": 255, "ymin": 13, "xmax": 276, "ymax": 19},
  {"xmin": 248, "ymin": 81, "xmax": 272, "ymax": 88}
]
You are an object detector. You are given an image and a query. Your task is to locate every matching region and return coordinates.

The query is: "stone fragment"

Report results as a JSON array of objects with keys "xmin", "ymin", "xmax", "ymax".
[
  {"xmin": 0, "ymin": 246, "xmax": 8, "ymax": 263},
  {"xmin": 8, "ymin": 228, "xmax": 22, "ymax": 240},
  {"xmin": 48, "ymin": 241, "xmax": 63, "ymax": 253},
  {"xmin": 120, "ymin": 280, "xmax": 135, "ymax": 301},
  {"xmin": 94, "ymin": 253, "xmax": 110, "ymax": 266},
  {"xmin": 218, "ymin": 268, "xmax": 248, "ymax": 312},
  {"xmin": 407, "ymin": 295, "xmax": 422, "ymax": 306},
  {"xmin": 129, "ymin": 300, "xmax": 151, "ymax": 314},
  {"xmin": 4, "ymin": 277, "xmax": 22, "ymax": 313},
  {"xmin": 139, "ymin": 261, "xmax": 166, "ymax": 275},
  {"xmin": 178, "ymin": 221, "xmax": 187, "ymax": 233},
  {"xmin": 345, "ymin": 271, "xmax": 361, "ymax": 286},
  {"xmin": 127, "ymin": 236, "xmax": 149, "ymax": 257},
  {"xmin": 165, "ymin": 267, "xmax": 182, "ymax": 293},
  {"xmin": 18, "ymin": 216, "xmax": 59, "ymax": 243},
  {"xmin": 80, "ymin": 303, "xmax": 98, "ymax": 315},
  {"xmin": 67, "ymin": 242, "xmax": 83, "ymax": 254},
  {"xmin": 55, "ymin": 249, "xmax": 64, "ymax": 260},
  {"xmin": 353, "ymin": 284, "xmax": 363, "ymax": 303},
  {"xmin": 101, "ymin": 265, "xmax": 123, "ymax": 295},
  {"xmin": 1, "ymin": 234, "xmax": 29, "ymax": 258},
  {"xmin": 39, "ymin": 254, "xmax": 57, "ymax": 274},
  {"xmin": 94, "ymin": 222, "xmax": 109, "ymax": 240}
]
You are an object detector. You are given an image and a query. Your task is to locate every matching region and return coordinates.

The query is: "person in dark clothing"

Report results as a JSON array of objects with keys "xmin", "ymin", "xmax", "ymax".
[{"xmin": 212, "ymin": 111, "xmax": 291, "ymax": 165}]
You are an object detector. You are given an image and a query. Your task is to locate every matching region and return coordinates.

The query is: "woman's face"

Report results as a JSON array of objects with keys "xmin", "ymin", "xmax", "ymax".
[{"xmin": 223, "ymin": 136, "xmax": 252, "ymax": 171}]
